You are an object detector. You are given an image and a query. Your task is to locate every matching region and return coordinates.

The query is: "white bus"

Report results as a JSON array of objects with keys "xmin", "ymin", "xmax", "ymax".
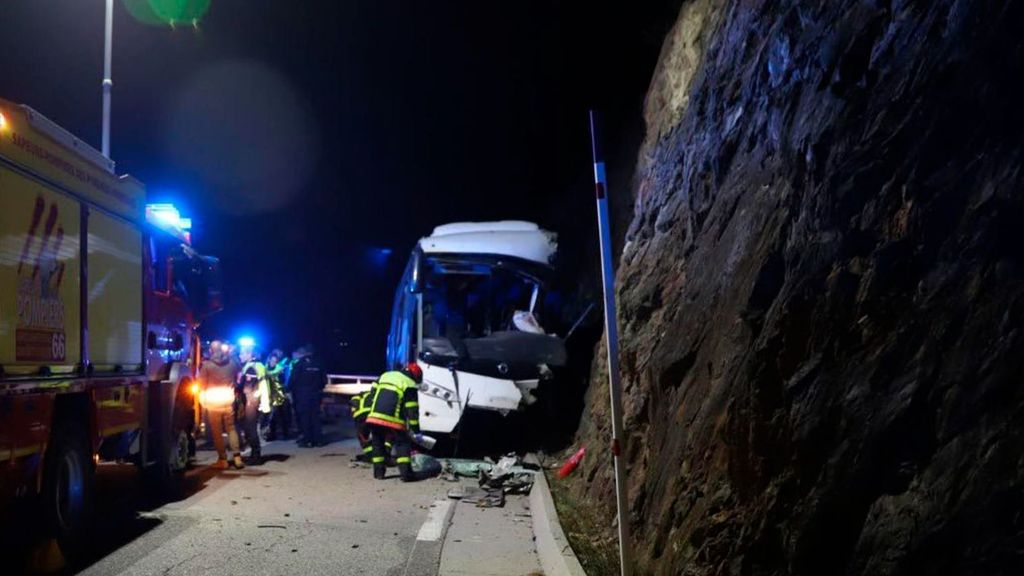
[{"xmin": 386, "ymin": 221, "xmax": 567, "ymax": 434}]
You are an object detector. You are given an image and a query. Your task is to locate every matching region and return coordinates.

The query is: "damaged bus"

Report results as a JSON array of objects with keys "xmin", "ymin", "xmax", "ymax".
[{"xmin": 386, "ymin": 221, "xmax": 567, "ymax": 435}]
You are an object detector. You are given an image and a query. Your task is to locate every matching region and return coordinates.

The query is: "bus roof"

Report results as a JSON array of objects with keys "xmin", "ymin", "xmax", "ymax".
[{"xmin": 419, "ymin": 221, "xmax": 557, "ymax": 266}]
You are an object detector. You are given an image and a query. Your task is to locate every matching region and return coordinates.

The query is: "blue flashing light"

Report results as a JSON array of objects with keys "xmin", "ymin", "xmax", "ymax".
[
  {"xmin": 146, "ymin": 203, "xmax": 181, "ymax": 226},
  {"xmin": 238, "ymin": 336, "xmax": 256, "ymax": 348}
]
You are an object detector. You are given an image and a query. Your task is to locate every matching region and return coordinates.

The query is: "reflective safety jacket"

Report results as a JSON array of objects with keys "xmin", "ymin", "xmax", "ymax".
[
  {"xmin": 365, "ymin": 371, "xmax": 420, "ymax": 433},
  {"xmin": 241, "ymin": 360, "xmax": 271, "ymax": 414},
  {"xmin": 349, "ymin": 391, "xmax": 372, "ymax": 422},
  {"xmin": 199, "ymin": 356, "xmax": 240, "ymax": 409},
  {"xmin": 267, "ymin": 362, "xmax": 288, "ymax": 407}
]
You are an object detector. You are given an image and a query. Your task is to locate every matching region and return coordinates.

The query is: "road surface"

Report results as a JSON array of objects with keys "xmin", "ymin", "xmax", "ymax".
[{"xmin": 13, "ymin": 418, "xmax": 462, "ymax": 576}]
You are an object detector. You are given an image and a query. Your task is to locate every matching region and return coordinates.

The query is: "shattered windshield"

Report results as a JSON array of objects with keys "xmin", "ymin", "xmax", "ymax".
[
  {"xmin": 422, "ymin": 261, "xmax": 540, "ymax": 342},
  {"xmin": 417, "ymin": 257, "xmax": 567, "ymax": 369}
]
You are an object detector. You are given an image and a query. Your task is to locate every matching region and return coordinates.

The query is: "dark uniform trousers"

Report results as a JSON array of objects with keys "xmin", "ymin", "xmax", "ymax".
[
  {"xmin": 291, "ymin": 358, "xmax": 325, "ymax": 446},
  {"xmin": 369, "ymin": 425, "xmax": 414, "ymax": 481},
  {"xmin": 294, "ymin": 388, "xmax": 322, "ymax": 446}
]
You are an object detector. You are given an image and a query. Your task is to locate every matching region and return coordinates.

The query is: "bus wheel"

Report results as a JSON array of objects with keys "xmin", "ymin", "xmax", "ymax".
[{"xmin": 42, "ymin": 426, "xmax": 95, "ymax": 558}]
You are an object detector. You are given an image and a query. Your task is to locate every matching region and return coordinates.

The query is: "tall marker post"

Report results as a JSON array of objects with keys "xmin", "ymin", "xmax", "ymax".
[
  {"xmin": 589, "ymin": 110, "xmax": 632, "ymax": 576},
  {"xmin": 101, "ymin": 0, "xmax": 114, "ymax": 158}
]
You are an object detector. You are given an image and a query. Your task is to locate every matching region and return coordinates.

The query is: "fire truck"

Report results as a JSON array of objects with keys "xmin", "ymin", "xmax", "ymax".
[{"xmin": 0, "ymin": 99, "xmax": 222, "ymax": 555}]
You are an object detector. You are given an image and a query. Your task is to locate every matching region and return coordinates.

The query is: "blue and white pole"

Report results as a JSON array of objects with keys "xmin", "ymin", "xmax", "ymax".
[{"xmin": 589, "ymin": 110, "xmax": 632, "ymax": 576}]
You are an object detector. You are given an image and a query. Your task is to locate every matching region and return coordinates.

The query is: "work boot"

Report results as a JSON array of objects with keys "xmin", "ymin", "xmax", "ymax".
[
  {"xmin": 232, "ymin": 454, "xmax": 245, "ymax": 470},
  {"xmin": 373, "ymin": 464, "xmax": 386, "ymax": 480},
  {"xmin": 246, "ymin": 451, "xmax": 263, "ymax": 466},
  {"xmin": 212, "ymin": 458, "xmax": 229, "ymax": 470},
  {"xmin": 399, "ymin": 465, "xmax": 416, "ymax": 482}
]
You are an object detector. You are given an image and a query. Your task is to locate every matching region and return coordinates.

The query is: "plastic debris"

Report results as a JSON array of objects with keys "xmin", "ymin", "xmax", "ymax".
[
  {"xmin": 447, "ymin": 485, "xmax": 506, "ymax": 508},
  {"xmin": 557, "ymin": 447, "xmax": 586, "ymax": 479},
  {"xmin": 411, "ymin": 453, "xmax": 443, "ymax": 479}
]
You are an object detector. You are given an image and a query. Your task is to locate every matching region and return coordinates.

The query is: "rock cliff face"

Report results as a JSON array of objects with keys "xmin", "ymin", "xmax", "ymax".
[{"xmin": 568, "ymin": 1, "xmax": 1024, "ymax": 574}]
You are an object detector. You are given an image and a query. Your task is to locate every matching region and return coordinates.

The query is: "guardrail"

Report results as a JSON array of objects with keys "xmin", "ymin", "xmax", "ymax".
[{"xmin": 323, "ymin": 374, "xmax": 376, "ymax": 396}]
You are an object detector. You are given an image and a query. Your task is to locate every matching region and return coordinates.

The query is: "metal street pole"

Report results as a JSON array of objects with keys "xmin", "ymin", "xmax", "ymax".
[
  {"xmin": 589, "ymin": 110, "xmax": 632, "ymax": 576},
  {"xmin": 101, "ymin": 0, "xmax": 114, "ymax": 158}
]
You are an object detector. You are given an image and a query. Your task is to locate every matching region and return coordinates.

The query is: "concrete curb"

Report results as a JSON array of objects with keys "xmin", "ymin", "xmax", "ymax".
[{"xmin": 526, "ymin": 454, "xmax": 587, "ymax": 576}]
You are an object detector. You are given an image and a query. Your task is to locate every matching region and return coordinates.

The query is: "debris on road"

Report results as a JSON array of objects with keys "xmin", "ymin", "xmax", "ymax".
[
  {"xmin": 556, "ymin": 446, "xmax": 586, "ymax": 479},
  {"xmin": 442, "ymin": 454, "xmax": 538, "ymax": 507},
  {"xmin": 411, "ymin": 453, "xmax": 443, "ymax": 478},
  {"xmin": 447, "ymin": 485, "xmax": 506, "ymax": 508}
]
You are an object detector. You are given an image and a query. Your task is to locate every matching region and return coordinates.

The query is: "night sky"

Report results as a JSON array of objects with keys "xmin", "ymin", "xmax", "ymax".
[{"xmin": 0, "ymin": 1, "xmax": 677, "ymax": 372}]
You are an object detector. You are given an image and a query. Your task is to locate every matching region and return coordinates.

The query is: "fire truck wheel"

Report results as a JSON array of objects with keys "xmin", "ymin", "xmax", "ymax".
[
  {"xmin": 146, "ymin": 408, "xmax": 191, "ymax": 499},
  {"xmin": 42, "ymin": 425, "xmax": 95, "ymax": 558}
]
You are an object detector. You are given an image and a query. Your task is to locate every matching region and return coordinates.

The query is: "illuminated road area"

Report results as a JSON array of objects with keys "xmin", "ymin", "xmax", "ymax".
[{"xmin": 67, "ymin": 421, "xmax": 453, "ymax": 576}]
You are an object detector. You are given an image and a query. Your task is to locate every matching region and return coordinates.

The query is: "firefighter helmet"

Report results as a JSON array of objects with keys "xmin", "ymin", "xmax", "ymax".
[{"xmin": 402, "ymin": 362, "xmax": 423, "ymax": 384}]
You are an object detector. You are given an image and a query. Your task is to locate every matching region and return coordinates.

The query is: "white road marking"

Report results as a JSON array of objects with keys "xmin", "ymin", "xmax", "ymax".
[{"xmin": 416, "ymin": 499, "xmax": 453, "ymax": 542}]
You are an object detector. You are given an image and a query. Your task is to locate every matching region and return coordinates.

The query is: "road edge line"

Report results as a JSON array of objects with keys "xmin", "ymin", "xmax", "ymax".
[
  {"xmin": 403, "ymin": 499, "xmax": 456, "ymax": 576},
  {"xmin": 416, "ymin": 499, "xmax": 454, "ymax": 542},
  {"xmin": 526, "ymin": 453, "xmax": 587, "ymax": 576}
]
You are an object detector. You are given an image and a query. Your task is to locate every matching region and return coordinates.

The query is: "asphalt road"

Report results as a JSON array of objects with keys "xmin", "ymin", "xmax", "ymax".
[{"xmin": 13, "ymin": 418, "xmax": 456, "ymax": 576}]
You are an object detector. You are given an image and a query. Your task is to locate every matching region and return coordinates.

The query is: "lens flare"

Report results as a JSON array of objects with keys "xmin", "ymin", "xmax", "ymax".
[{"xmin": 123, "ymin": 0, "xmax": 211, "ymax": 28}]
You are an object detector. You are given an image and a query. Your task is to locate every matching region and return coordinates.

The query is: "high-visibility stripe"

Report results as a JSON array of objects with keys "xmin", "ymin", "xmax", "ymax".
[
  {"xmin": 100, "ymin": 422, "xmax": 141, "ymax": 437},
  {"xmin": 372, "ymin": 456, "xmax": 385, "ymax": 463},
  {"xmin": 8, "ymin": 445, "xmax": 42, "ymax": 461},
  {"xmin": 404, "ymin": 401, "xmax": 419, "ymax": 409},
  {"xmin": 365, "ymin": 417, "xmax": 406, "ymax": 431},
  {"xmin": 367, "ymin": 412, "xmax": 404, "ymax": 425},
  {"xmin": 408, "ymin": 419, "xmax": 419, "ymax": 426},
  {"xmin": 363, "ymin": 445, "xmax": 374, "ymax": 453},
  {"xmin": 396, "ymin": 456, "xmax": 411, "ymax": 464}
]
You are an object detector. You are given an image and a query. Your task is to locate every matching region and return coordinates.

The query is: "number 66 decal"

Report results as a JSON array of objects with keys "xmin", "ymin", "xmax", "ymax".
[{"xmin": 51, "ymin": 333, "xmax": 66, "ymax": 361}]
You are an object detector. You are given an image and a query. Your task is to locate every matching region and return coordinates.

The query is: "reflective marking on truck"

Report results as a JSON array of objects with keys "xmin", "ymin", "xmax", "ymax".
[
  {"xmin": 7, "ymin": 444, "xmax": 42, "ymax": 462},
  {"xmin": 99, "ymin": 422, "xmax": 140, "ymax": 438}
]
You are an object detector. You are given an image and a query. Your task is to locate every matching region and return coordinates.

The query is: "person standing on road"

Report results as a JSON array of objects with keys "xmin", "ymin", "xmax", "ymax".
[
  {"xmin": 365, "ymin": 364, "xmax": 425, "ymax": 481},
  {"xmin": 265, "ymin": 349, "xmax": 293, "ymax": 440},
  {"xmin": 199, "ymin": 341, "xmax": 244, "ymax": 470},
  {"xmin": 237, "ymin": 345, "xmax": 269, "ymax": 465},
  {"xmin": 290, "ymin": 344, "xmax": 326, "ymax": 447}
]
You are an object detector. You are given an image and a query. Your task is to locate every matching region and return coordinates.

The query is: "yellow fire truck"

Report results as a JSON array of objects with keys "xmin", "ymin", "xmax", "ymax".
[{"xmin": 0, "ymin": 99, "xmax": 222, "ymax": 556}]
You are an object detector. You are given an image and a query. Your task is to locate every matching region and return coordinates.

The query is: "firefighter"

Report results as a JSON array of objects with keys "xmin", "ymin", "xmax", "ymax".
[
  {"xmin": 351, "ymin": 389, "xmax": 389, "ymax": 463},
  {"xmin": 237, "ymin": 345, "xmax": 269, "ymax": 465},
  {"xmin": 365, "ymin": 363, "xmax": 425, "ymax": 481},
  {"xmin": 200, "ymin": 341, "xmax": 244, "ymax": 469},
  {"xmin": 290, "ymin": 344, "xmax": 326, "ymax": 447}
]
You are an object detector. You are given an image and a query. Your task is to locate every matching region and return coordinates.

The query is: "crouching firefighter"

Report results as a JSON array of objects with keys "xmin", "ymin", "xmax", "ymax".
[
  {"xmin": 349, "ymin": 391, "xmax": 374, "ymax": 462},
  {"xmin": 365, "ymin": 363, "xmax": 425, "ymax": 481}
]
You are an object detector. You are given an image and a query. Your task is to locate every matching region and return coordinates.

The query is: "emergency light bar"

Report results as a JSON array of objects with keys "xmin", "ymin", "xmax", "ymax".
[
  {"xmin": 146, "ymin": 203, "xmax": 194, "ymax": 243},
  {"xmin": 146, "ymin": 203, "xmax": 183, "ymax": 227}
]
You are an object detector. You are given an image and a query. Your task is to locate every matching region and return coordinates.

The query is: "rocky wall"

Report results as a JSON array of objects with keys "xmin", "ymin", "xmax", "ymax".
[{"xmin": 568, "ymin": 1, "xmax": 1024, "ymax": 574}]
